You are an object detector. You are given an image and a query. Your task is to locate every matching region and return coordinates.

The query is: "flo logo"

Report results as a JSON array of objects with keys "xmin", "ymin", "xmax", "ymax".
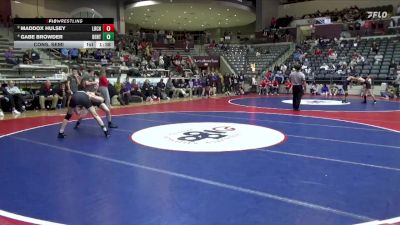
[
  {"xmin": 177, "ymin": 126, "xmax": 235, "ymax": 142},
  {"xmin": 367, "ymin": 11, "xmax": 388, "ymax": 19}
]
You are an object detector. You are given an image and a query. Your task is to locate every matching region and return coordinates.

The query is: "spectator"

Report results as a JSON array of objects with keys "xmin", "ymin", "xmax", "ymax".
[
  {"xmin": 142, "ymin": 79, "xmax": 157, "ymax": 101},
  {"xmin": 0, "ymin": 100, "xmax": 3, "ymax": 117},
  {"xmin": 264, "ymin": 70, "xmax": 272, "ymax": 80},
  {"xmin": 271, "ymin": 78, "xmax": 279, "ymax": 95},
  {"xmin": 380, "ymin": 84, "xmax": 396, "ymax": 99},
  {"xmin": 22, "ymin": 50, "xmax": 32, "ymax": 64},
  {"xmin": 280, "ymin": 64, "xmax": 288, "ymax": 73},
  {"xmin": 39, "ymin": 80, "xmax": 59, "ymax": 110},
  {"xmin": 330, "ymin": 83, "xmax": 339, "ymax": 96},
  {"xmin": 165, "ymin": 78, "xmax": 177, "ymax": 98},
  {"xmin": 397, "ymin": 4, "xmax": 400, "ymax": 16},
  {"xmin": 172, "ymin": 79, "xmax": 187, "ymax": 97},
  {"xmin": 55, "ymin": 81, "xmax": 67, "ymax": 108},
  {"xmin": 327, "ymin": 62, "xmax": 336, "ymax": 72},
  {"xmin": 374, "ymin": 53, "xmax": 383, "ymax": 65},
  {"xmin": 130, "ymin": 79, "xmax": 145, "ymax": 101},
  {"xmin": 81, "ymin": 69, "xmax": 98, "ymax": 93},
  {"xmin": 1, "ymin": 83, "xmax": 21, "ymax": 115},
  {"xmin": 5, "ymin": 47, "xmax": 18, "ymax": 65},
  {"xmin": 106, "ymin": 50, "xmax": 113, "ymax": 61},
  {"xmin": 108, "ymin": 82, "xmax": 118, "ymax": 106},
  {"xmin": 156, "ymin": 78, "xmax": 168, "ymax": 100},
  {"xmin": 178, "ymin": 79, "xmax": 191, "ymax": 97},
  {"xmin": 310, "ymin": 82, "xmax": 318, "ymax": 95},
  {"xmin": 66, "ymin": 68, "xmax": 81, "ymax": 107},
  {"xmin": 314, "ymin": 48, "xmax": 323, "ymax": 55},
  {"xmin": 119, "ymin": 78, "xmax": 132, "ymax": 105},
  {"xmin": 200, "ymin": 75, "xmax": 210, "ymax": 98},
  {"xmin": 394, "ymin": 71, "xmax": 400, "ymax": 98},
  {"xmin": 274, "ymin": 71, "xmax": 285, "ymax": 84},
  {"xmin": 320, "ymin": 62, "xmax": 329, "ymax": 70},
  {"xmin": 259, "ymin": 79, "xmax": 268, "ymax": 95},
  {"xmin": 371, "ymin": 41, "xmax": 379, "ymax": 54},
  {"xmin": 284, "ymin": 78, "xmax": 292, "ymax": 94},
  {"xmin": 30, "ymin": 49, "xmax": 41, "ymax": 63},
  {"xmin": 6, "ymin": 80, "xmax": 26, "ymax": 111},
  {"xmin": 327, "ymin": 48, "xmax": 337, "ymax": 60},
  {"xmin": 192, "ymin": 78, "xmax": 202, "ymax": 97},
  {"xmin": 114, "ymin": 77, "xmax": 122, "ymax": 94},
  {"xmin": 60, "ymin": 48, "xmax": 69, "ymax": 59},
  {"xmin": 70, "ymin": 48, "xmax": 79, "ymax": 61},
  {"xmin": 94, "ymin": 49, "xmax": 102, "ymax": 60},
  {"xmin": 270, "ymin": 17, "xmax": 277, "ymax": 28},
  {"xmin": 321, "ymin": 84, "xmax": 330, "ymax": 96},
  {"xmin": 97, "ymin": 71, "xmax": 111, "ymax": 108}
]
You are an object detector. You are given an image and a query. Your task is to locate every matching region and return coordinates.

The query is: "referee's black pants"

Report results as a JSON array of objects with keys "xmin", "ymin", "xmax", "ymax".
[{"xmin": 292, "ymin": 85, "xmax": 303, "ymax": 110}]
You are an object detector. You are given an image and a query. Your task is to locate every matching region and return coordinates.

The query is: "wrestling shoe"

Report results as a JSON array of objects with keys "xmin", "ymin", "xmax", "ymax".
[
  {"xmin": 57, "ymin": 132, "xmax": 66, "ymax": 138},
  {"xmin": 104, "ymin": 130, "xmax": 110, "ymax": 138},
  {"xmin": 74, "ymin": 120, "xmax": 81, "ymax": 129},
  {"xmin": 108, "ymin": 122, "xmax": 118, "ymax": 128}
]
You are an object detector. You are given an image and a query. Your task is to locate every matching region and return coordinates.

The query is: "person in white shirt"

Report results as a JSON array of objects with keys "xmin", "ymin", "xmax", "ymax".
[
  {"xmin": 6, "ymin": 80, "xmax": 22, "ymax": 94},
  {"xmin": 1, "ymin": 82, "xmax": 21, "ymax": 115},
  {"xmin": 320, "ymin": 63, "xmax": 329, "ymax": 70},
  {"xmin": 327, "ymin": 62, "xmax": 336, "ymax": 72},
  {"xmin": 6, "ymin": 80, "xmax": 25, "ymax": 112},
  {"xmin": 394, "ymin": 71, "xmax": 400, "ymax": 98},
  {"xmin": 280, "ymin": 64, "xmax": 287, "ymax": 73},
  {"xmin": 0, "ymin": 94, "xmax": 4, "ymax": 117},
  {"xmin": 356, "ymin": 55, "xmax": 365, "ymax": 64}
]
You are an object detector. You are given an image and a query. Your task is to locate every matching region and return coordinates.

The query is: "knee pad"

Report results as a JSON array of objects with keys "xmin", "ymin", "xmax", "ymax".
[{"xmin": 65, "ymin": 113, "xmax": 72, "ymax": 120}]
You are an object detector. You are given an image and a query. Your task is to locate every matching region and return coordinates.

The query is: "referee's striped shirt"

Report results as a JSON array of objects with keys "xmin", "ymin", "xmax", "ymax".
[{"xmin": 289, "ymin": 71, "xmax": 305, "ymax": 85}]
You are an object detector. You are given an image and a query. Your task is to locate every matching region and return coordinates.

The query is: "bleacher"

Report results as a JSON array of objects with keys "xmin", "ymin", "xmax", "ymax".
[
  {"xmin": 246, "ymin": 45, "xmax": 290, "ymax": 75},
  {"xmin": 0, "ymin": 36, "xmax": 23, "ymax": 71},
  {"xmin": 286, "ymin": 36, "xmax": 400, "ymax": 83},
  {"xmin": 0, "ymin": 35, "xmax": 66, "ymax": 79},
  {"xmin": 208, "ymin": 44, "xmax": 291, "ymax": 76}
]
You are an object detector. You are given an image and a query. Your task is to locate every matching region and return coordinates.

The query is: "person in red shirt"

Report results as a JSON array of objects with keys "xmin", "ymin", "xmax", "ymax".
[
  {"xmin": 271, "ymin": 78, "xmax": 279, "ymax": 95},
  {"xmin": 265, "ymin": 79, "xmax": 272, "ymax": 95},
  {"xmin": 284, "ymin": 78, "xmax": 293, "ymax": 94},
  {"xmin": 270, "ymin": 17, "xmax": 277, "ymax": 28},
  {"xmin": 174, "ymin": 52, "xmax": 182, "ymax": 61},
  {"xmin": 314, "ymin": 48, "xmax": 322, "ymax": 55},
  {"xmin": 265, "ymin": 70, "xmax": 272, "ymax": 80},
  {"xmin": 259, "ymin": 79, "xmax": 268, "ymax": 95},
  {"xmin": 96, "ymin": 71, "xmax": 111, "ymax": 108},
  {"xmin": 327, "ymin": 48, "xmax": 334, "ymax": 56}
]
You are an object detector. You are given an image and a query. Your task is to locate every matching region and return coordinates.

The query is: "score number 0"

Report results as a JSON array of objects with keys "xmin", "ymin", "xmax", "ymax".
[
  {"xmin": 102, "ymin": 24, "xmax": 114, "ymax": 32},
  {"xmin": 102, "ymin": 24, "xmax": 115, "ymax": 41}
]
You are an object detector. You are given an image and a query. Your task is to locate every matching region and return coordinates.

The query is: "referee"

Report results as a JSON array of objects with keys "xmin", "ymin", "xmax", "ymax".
[{"xmin": 289, "ymin": 64, "xmax": 306, "ymax": 111}]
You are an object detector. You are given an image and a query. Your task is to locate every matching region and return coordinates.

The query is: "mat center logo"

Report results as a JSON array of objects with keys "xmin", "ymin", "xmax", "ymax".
[
  {"xmin": 176, "ymin": 126, "xmax": 236, "ymax": 142},
  {"xmin": 282, "ymin": 99, "xmax": 351, "ymax": 106},
  {"xmin": 131, "ymin": 122, "xmax": 285, "ymax": 152}
]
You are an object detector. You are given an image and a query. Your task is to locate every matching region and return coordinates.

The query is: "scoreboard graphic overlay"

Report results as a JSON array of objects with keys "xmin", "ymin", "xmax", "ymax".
[{"xmin": 14, "ymin": 18, "xmax": 115, "ymax": 49}]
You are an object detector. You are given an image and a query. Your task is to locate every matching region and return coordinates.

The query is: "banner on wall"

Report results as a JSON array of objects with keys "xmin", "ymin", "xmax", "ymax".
[
  {"xmin": 290, "ymin": 17, "xmax": 331, "ymax": 27},
  {"xmin": 192, "ymin": 56, "xmax": 220, "ymax": 67}
]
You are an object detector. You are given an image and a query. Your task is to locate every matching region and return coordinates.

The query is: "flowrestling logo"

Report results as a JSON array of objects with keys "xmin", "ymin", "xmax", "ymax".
[{"xmin": 131, "ymin": 122, "xmax": 286, "ymax": 152}]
